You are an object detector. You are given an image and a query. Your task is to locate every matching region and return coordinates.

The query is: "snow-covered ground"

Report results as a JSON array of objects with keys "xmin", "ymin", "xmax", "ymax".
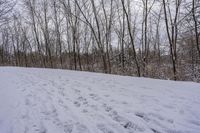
[{"xmin": 0, "ymin": 67, "xmax": 200, "ymax": 133}]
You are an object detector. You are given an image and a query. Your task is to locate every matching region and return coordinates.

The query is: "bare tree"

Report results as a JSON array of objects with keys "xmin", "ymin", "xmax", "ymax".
[
  {"xmin": 121, "ymin": 0, "xmax": 141, "ymax": 77},
  {"xmin": 0, "ymin": 0, "xmax": 15, "ymax": 26},
  {"xmin": 163, "ymin": 0, "xmax": 182, "ymax": 80},
  {"xmin": 52, "ymin": 0, "xmax": 63, "ymax": 68},
  {"xmin": 192, "ymin": 0, "xmax": 200, "ymax": 59}
]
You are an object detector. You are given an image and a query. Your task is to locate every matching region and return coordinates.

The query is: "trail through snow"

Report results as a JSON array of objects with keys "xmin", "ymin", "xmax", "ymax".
[{"xmin": 0, "ymin": 67, "xmax": 200, "ymax": 133}]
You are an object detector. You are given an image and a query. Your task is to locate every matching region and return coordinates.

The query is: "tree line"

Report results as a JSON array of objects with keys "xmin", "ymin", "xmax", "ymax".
[{"xmin": 0, "ymin": 0, "xmax": 200, "ymax": 82}]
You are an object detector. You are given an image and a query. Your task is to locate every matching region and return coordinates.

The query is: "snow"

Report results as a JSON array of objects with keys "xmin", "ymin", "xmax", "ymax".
[{"xmin": 0, "ymin": 67, "xmax": 200, "ymax": 133}]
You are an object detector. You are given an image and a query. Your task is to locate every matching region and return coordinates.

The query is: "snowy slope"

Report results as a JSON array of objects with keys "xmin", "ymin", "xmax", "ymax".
[{"xmin": 0, "ymin": 67, "xmax": 200, "ymax": 133}]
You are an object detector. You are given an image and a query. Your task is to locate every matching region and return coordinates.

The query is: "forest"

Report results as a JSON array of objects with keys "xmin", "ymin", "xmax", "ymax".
[{"xmin": 0, "ymin": 0, "xmax": 200, "ymax": 82}]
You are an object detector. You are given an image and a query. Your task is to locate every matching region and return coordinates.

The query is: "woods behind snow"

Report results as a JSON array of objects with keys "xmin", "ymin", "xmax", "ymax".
[{"xmin": 0, "ymin": 0, "xmax": 200, "ymax": 82}]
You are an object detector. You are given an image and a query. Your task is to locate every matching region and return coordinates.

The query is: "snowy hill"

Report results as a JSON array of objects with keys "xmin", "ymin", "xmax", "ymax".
[{"xmin": 0, "ymin": 67, "xmax": 200, "ymax": 133}]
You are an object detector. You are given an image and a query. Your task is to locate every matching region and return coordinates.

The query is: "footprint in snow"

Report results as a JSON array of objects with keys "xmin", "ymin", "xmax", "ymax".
[
  {"xmin": 58, "ymin": 99, "xmax": 64, "ymax": 104},
  {"xmin": 75, "ymin": 123, "xmax": 90, "ymax": 133},
  {"xmin": 21, "ymin": 88, "xmax": 26, "ymax": 92},
  {"xmin": 82, "ymin": 109, "xmax": 88, "ymax": 113},
  {"xmin": 32, "ymin": 123, "xmax": 47, "ymax": 133},
  {"xmin": 189, "ymin": 120, "xmax": 200, "ymax": 126},
  {"xmin": 151, "ymin": 128, "xmax": 161, "ymax": 133},
  {"xmin": 104, "ymin": 94, "xmax": 110, "ymax": 97},
  {"xmin": 89, "ymin": 93, "xmax": 100, "ymax": 101},
  {"xmin": 64, "ymin": 123, "xmax": 73, "ymax": 133},
  {"xmin": 162, "ymin": 104, "xmax": 175, "ymax": 109},
  {"xmin": 135, "ymin": 112, "xmax": 150, "ymax": 122},
  {"xmin": 77, "ymin": 96, "xmax": 88, "ymax": 105},
  {"xmin": 73, "ymin": 89, "xmax": 81, "ymax": 94},
  {"xmin": 74, "ymin": 101, "xmax": 81, "ymax": 107},
  {"xmin": 25, "ymin": 98, "xmax": 30, "ymax": 106},
  {"xmin": 102, "ymin": 104, "xmax": 112, "ymax": 112},
  {"xmin": 102, "ymin": 108, "xmax": 145, "ymax": 132},
  {"xmin": 123, "ymin": 121, "xmax": 145, "ymax": 132},
  {"xmin": 42, "ymin": 83, "xmax": 47, "ymax": 86},
  {"xmin": 90, "ymin": 104, "xmax": 98, "ymax": 110},
  {"xmin": 121, "ymin": 101, "xmax": 128, "ymax": 105},
  {"xmin": 97, "ymin": 124, "xmax": 114, "ymax": 133}
]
